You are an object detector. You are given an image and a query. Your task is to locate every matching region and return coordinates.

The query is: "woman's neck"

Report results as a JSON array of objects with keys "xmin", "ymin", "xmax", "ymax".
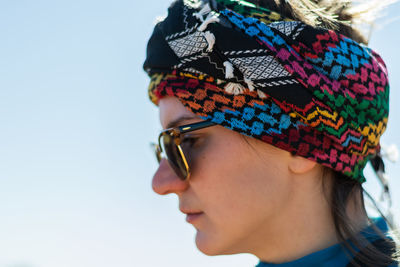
[{"xmin": 250, "ymin": 173, "xmax": 369, "ymax": 264}]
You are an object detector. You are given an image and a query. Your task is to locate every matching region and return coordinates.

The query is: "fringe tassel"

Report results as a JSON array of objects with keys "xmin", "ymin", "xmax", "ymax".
[
  {"xmin": 244, "ymin": 77, "xmax": 255, "ymax": 92},
  {"xmin": 203, "ymin": 31, "xmax": 216, "ymax": 52},
  {"xmin": 225, "ymin": 82, "xmax": 245, "ymax": 95},
  {"xmin": 223, "ymin": 61, "xmax": 234, "ymax": 79},
  {"xmin": 192, "ymin": 3, "xmax": 211, "ymax": 22},
  {"xmin": 198, "ymin": 13, "xmax": 220, "ymax": 32},
  {"xmin": 257, "ymin": 89, "xmax": 267, "ymax": 99}
]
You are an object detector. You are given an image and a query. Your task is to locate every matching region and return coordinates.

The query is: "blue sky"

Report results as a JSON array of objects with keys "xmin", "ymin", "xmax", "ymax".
[{"xmin": 0, "ymin": 0, "xmax": 399, "ymax": 266}]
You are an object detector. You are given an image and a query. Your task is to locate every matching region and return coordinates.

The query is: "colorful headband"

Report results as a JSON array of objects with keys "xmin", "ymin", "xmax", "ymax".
[{"xmin": 143, "ymin": 0, "xmax": 390, "ymax": 182}]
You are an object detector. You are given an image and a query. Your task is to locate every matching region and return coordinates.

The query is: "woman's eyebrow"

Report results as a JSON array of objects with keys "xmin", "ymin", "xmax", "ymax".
[{"xmin": 166, "ymin": 115, "xmax": 198, "ymax": 129}]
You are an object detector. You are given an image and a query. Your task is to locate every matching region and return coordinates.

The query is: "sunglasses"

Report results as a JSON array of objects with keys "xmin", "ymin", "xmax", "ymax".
[{"xmin": 151, "ymin": 120, "xmax": 217, "ymax": 180}]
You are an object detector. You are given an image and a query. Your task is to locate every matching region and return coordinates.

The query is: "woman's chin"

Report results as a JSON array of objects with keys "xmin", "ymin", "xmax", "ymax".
[
  {"xmin": 195, "ymin": 230, "xmax": 236, "ymax": 256},
  {"xmin": 195, "ymin": 230, "xmax": 220, "ymax": 255}
]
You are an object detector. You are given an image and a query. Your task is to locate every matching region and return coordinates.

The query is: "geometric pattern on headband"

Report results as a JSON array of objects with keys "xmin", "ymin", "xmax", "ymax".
[
  {"xmin": 145, "ymin": 0, "xmax": 307, "ymax": 98},
  {"xmin": 268, "ymin": 21, "xmax": 303, "ymax": 38},
  {"xmin": 143, "ymin": 0, "xmax": 390, "ymax": 182},
  {"xmin": 219, "ymin": 8, "xmax": 389, "ymax": 152},
  {"xmin": 228, "ymin": 55, "xmax": 292, "ymax": 81},
  {"xmin": 168, "ymin": 31, "xmax": 208, "ymax": 58}
]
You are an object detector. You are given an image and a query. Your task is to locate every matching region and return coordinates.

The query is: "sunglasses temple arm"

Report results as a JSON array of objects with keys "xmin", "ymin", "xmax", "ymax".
[{"xmin": 178, "ymin": 120, "xmax": 216, "ymax": 134}]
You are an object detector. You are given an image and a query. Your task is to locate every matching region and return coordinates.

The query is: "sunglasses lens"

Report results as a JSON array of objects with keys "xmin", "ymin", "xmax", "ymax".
[
  {"xmin": 160, "ymin": 133, "xmax": 189, "ymax": 180},
  {"xmin": 151, "ymin": 143, "xmax": 162, "ymax": 163}
]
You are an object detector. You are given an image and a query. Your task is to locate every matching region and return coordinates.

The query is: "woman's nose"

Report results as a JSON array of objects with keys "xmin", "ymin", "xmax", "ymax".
[{"xmin": 152, "ymin": 158, "xmax": 189, "ymax": 195}]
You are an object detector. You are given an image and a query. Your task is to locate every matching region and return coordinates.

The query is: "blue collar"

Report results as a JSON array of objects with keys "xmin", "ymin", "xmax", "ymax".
[{"xmin": 256, "ymin": 217, "xmax": 390, "ymax": 267}]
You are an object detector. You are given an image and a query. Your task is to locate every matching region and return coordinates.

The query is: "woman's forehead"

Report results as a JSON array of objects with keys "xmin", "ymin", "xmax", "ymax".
[{"xmin": 159, "ymin": 97, "xmax": 198, "ymax": 129}]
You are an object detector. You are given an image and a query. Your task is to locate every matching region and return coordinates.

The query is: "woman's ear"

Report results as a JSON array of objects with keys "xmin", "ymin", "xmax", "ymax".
[{"xmin": 288, "ymin": 155, "xmax": 317, "ymax": 174}]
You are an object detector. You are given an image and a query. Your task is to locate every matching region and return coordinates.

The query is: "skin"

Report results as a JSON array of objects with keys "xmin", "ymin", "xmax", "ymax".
[{"xmin": 152, "ymin": 96, "xmax": 368, "ymax": 263}]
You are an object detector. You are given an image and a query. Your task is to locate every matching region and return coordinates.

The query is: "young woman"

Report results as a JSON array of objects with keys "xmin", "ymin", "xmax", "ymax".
[{"xmin": 143, "ymin": 0, "xmax": 399, "ymax": 265}]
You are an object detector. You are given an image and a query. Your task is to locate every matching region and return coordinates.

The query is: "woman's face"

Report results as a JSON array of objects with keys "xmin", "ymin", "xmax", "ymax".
[{"xmin": 152, "ymin": 96, "xmax": 298, "ymax": 256}]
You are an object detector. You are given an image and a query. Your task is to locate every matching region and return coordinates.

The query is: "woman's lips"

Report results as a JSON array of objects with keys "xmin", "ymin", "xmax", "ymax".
[
  {"xmin": 179, "ymin": 207, "xmax": 204, "ymax": 223},
  {"xmin": 185, "ymin": 212, "xmax": 203, "ymax": 223}
]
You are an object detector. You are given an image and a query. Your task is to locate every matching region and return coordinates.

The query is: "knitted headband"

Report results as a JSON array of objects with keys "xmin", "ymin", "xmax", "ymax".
[{"xmin": 143, "ymin": 0, "xmax": 390, "ymax": 182}]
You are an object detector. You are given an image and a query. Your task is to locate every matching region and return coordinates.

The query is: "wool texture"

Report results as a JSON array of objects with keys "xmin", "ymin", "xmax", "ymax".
[{"xmin": 143, "ymin": 0, "xmax": 390, "ymax": 182}]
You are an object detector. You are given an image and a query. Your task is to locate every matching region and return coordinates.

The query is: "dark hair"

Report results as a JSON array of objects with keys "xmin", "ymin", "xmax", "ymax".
[{"xmin": 323, "ymin": 168, "xmax": 399, "ymax": 266}]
